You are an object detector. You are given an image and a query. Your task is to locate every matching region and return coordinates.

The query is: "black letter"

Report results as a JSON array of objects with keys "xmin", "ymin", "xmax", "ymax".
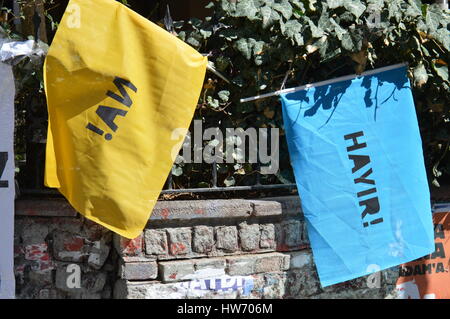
[
  {"xmin": 354, "ymin": 168, "xmax": 376, "ymax": 185},
  {"xmin": 344, "ymin": 131, "xmax": 367, "ymax": 152},
  {"xmin": 96, "ymin": 106, "xmax": 128, "ymax": 132},
  {"xmin": 348, "ymin": 154, "xmax": 371, "ymax": 173},
  {"xmin": 436, "ymin": 262, "xmax": 445, "ymax": 273},
  {"xmin": 434, "ymin": 224, "xmax": 445, "ymax": 240},
  {"xmin": 0, "ymin": 152, "xmax": 8, "ymax": 188},
  {"xmin": 359, "ymin": 197, "xmax": 380, "ymax": 219},
  {"xmin": 430, "ymin": 242, "xmax": 446, "ymax": 259},
  {"xmin": 422, "ymin": 264, "xmax": 432, "ymax": 274},
  {"xmin": 106, "ymin": 77, "xmax": 137, "ymax": 107},
  {"xmin": 413, "ymin": 265, "xmax": 423, "ymax": 276},
  {"xmin": 402, "ymin": 266, "xmax": 413, "ymax": 276},
  {"xmin": 357, "ymin": 187, "xmax": 377, "ymax": 197}
]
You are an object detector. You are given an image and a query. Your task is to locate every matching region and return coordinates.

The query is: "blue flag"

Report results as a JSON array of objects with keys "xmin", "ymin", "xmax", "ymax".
[{"xmin": 281, "ymin": 64, "xmax": 435, "ymax": 287}]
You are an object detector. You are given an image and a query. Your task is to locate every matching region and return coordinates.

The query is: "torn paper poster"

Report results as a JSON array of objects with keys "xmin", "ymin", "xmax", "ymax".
[
  {"xmin": 0, "ymin": 61, "xmax": 16, "ymax": 299},
  {"xmin": 281, "ymin": 64, "xmax": 435, "ymax": 287},
  {"xmin": 396, "ymin": 210, "xmax": 450, "ymax": 299},
  {"xmin": 176, "ymin": 274, "xmax": 255, "ymax": 298}
]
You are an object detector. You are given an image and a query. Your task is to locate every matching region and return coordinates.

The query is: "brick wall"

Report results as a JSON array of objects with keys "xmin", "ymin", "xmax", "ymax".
[{"xmin": 14, "ymin": 196, "xmax": 399, "ymax": 299}]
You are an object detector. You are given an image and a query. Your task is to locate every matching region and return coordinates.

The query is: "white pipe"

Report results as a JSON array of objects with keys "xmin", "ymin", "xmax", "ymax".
[{"xmin": 239, "ymin": 63, "xmax": 408, "ymax": 103}]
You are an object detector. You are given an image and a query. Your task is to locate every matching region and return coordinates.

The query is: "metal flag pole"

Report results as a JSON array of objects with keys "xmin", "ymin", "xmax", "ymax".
[{"xmin": 239, "ymin": 62, "xmax": 408, "ymax": 104}]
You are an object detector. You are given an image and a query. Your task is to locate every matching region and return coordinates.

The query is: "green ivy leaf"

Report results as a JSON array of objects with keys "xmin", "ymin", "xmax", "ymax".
[
  {"xmin": 198, "ymin": 181, "xmax": 210, "ymax": 188},
  {"xmin": 273, "ymin": 0, "xmax": 293, "ymax": 20},
  {"xmin": 420, "ymin": 44, "xmax": 430, "ymax": 57},
  {"xmin": 308, "ymin": 20, "xmax": 325, "ymax": 38},
  {"xmin": 188, "ymin": 18, "xmax": 203, "ymax": 29},
  {"xmin": 341, "ymin": 33, "xmax": 352, "ymax": 51},
  {"xmin": 344, "ymin": 0, "xmax": 366, "ymax": 19},
  {"xmin": 341, "ymin": 32, "xmax": 362, "ymax": 51},
  {"xmin": 253, "ymin": 45, "xmax": 265, "ymax": 65},
  {"xmin": 330, "ymin": 18, "xmax": 347, "ymax": 40},
  {"xmin": 338, "ymin": 11, "xmax": 356, "ymax": 23},
  {"xmin": 388, "ymin": 1, "xmax": 403, "ymax": 23},
  {"xmin": 307, "ymin": 0, "xmax": 318, "ymax": 12},
  {"xmin": 291, "ymin": 0, "xmax": 305, "ymax": 17},
  {"xmin": 318, "ymin": 11, "xmax": 332, "ymax": 31},
  {"xmin": 177, "ymin": 31, "xmax": 186, "ymax": 41},
  {"xmin": 327, "ymin": 0, "xmax": 344, "ymax": 10},
  {"xmin": 320, "ymin": 37, "xmax": 342, "ymax": 62},
  {"xmin": 276, "ymin": 169, "xmax": 294, "ymax": 184},
  {"xmin": 425, "ymin": 4, "xmax": 442, "ymax": 32},
  {"xmin": 366, "ymin": 0, "xmax": 384, "ymax": 12},
  {"xmin": 260, "ymin": 6, "xmax": 275, "ymax": 28},
  {"xmin": 317, "ymin": 36, "xmax": 329, "ymax": 59},
  {"xmin": 173, "ymin": 21, "xmax": 185, "ymax": 29},
  {"xmin": 235, "ymin": 0, "xmax": 259, "ymax": 20},
  {"xmin": 186, "ymin": 36, "xmax": 201, "ymax": 48},
  {"xmin": 207, "ymin": 95, "xmax": 220, "ymax": 108},
  {"xmin": 172, "ymin": 166, "xmax": 183, "ymax": 176},
  {"xmin": 218, "ymin": 90, "xmax": 230, "ymax": 102},
  {"xmin": 215, "ymin": 56, "xmax": 231, "ymax": 72},
  {"xmin": 290, "ymin": 0, "xmax": 305, "ymax": 9},
  {"xmin": 200, "ymin": 29, "xmax": 212, "ymax": 39},
  {"xmin": 405, "ymin": 0, "xmax": 421, "ymax": 18},
  {"xmin": 284, "ymin": 20, "xmax": 304, "ymax": 45},
  {"xmin": 433, "ymin": 62, "xmax": 449, "ymax": 83},
  {"xmin": 235, "ymin": 38, "xmax": 252, "ymax": 59},
  {"xmin": 224, "ymin": 176, "xmax": 236, "ymax": 187},
  {"xmin": 253, "ymin": 40, "xmax": 265, "ymax": 55},
  {"xmin": 279, "ymin": 18, "xmax": 286, "ymax": 33},
  {"xmin": 433, "ymin": 28, "xmax": 450, "ymax": 52}
]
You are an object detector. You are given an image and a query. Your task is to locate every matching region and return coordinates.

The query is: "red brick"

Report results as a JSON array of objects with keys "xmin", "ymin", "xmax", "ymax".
[{"xmin": 114, "ymin": 233, "xmax": 144, "ymax": 256}]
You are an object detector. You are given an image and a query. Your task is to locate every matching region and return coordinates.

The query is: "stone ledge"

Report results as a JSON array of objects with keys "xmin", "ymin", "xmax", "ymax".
[
  {"xmin": 150, "ymin": 198, "xmax": 282, "ymax": 220},
  {"xmin": 258, "ymin": 196, "xmax": 303, "ymax": 218},
  {"xmin": 15, "ymin": 196, "xmax": 303, "ymax": 220},
  {"xmin": 15, "ymin": 199, "xmax": 78, "ymax": 217}
]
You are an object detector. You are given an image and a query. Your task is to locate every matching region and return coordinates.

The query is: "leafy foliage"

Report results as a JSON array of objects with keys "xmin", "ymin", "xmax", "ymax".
[
  {"xmin": 173, "ymin": 0, "xmax": 450, "ymax": 189},
  {"xmin": 2, "ymin": 0, "xmax": 449, "ymax": 192}
]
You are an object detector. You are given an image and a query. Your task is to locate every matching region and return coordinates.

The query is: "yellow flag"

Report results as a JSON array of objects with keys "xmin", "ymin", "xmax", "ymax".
[{"xmin": 44, "ymin": 0, "xmax": 207, "ymax": 238}]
